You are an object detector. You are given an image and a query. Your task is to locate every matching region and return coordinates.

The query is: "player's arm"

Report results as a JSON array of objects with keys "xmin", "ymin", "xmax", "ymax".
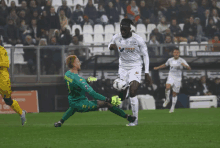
[
  {"xmin": 139, "ymin": 37, "xmax": 152, "ymax": 86},
  {"xmin": 73, "ymin": 76, "xmax": 105, "ymax": 101},
  {"xmin": 154, "ymin": 64, "xmax": 167, "ymax": 70},
  {"xmin": 108, "ymin": 34, "xmax": 118, "ymax": 50},
  {"xmin": 74, "ymin": 75, "xmax": 121, "ymax": 105},
  {"xmin": 154, "ymin": 58, "xmax": 169, "ymax": 70},
  {"xmin": 181, "ymin": 59, "xmax": 191, "ymax": 70}
]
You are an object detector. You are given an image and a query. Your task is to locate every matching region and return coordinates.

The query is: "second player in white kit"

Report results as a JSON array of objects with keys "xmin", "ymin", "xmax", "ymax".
[
  {"xmin": 109, "ymin": 19, "xmax": 152, "ymax": 126},
  {"xmin": 154, "ymin": 48, "xmax": 191, "ymax": 113}
]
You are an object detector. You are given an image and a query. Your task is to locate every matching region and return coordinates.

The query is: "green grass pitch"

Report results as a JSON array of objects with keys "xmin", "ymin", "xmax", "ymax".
[{"xmin": 0, "ymin": 108, "xmax": 219, "ymax": 148}]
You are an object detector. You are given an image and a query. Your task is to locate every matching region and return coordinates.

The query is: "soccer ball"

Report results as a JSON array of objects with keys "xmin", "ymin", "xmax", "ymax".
[{"xmin": 113, "ymin": 78, "xmax": 127, "ymax": 91}]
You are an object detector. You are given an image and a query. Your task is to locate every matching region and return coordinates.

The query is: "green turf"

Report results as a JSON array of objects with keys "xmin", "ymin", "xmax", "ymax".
[{"xmin": 0, "ymin": 108, "xmax": 219, "ymax": 148}]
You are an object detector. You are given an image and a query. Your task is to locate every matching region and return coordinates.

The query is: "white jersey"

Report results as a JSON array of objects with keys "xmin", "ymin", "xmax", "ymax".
[
  {"xmin": 108, "ymin": 33, "xmax": 149, "ymax": 73},
  {"xmin": 165, "ymin": 57, "xmax": 189, "ymax": 81}
]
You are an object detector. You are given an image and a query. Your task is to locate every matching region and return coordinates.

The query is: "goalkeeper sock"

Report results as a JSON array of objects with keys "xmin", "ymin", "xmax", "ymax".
[
  {"xmin": 109, "ymin": 106, "xmax": 127, "ymax": 118},
  {"xmin": 61, "ymin": 107, "xmax": 76, "ymax": 122},
  {"xmin": 11, "ymin": 99, "xmax": 23, "ymax": 115}
]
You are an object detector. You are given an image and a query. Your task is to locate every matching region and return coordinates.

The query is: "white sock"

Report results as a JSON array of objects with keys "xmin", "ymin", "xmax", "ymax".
[
  {"xmin": 171, "ymin": 96, "xmax": 177, "ymax": 110},
  {"xmin": 130, "ymin": 96, "xmax": 138, "ymax": 121},
  {"xmin": 165, "ymin": 89, "xmax": 170, "ymax": 101},
  {"xmin": 125, "ymin": 87, "xmax": 129, "ymax": 99}
]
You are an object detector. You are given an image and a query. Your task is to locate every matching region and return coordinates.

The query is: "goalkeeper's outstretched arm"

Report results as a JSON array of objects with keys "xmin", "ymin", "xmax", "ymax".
[{"xmin": 74, "ymin": 75, "xmax": 121, "ymax": 106}]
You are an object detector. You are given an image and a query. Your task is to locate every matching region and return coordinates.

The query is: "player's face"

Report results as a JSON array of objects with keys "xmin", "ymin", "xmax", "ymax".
[
  {"xmin": 74, "ymin": 58, "xmax": 81, "ymax": 71},
  {"xmin": 173, "ymin": 50, "xmax": 180, "ymax": 59},
  {"xmin": 120, "ymin": 26, "xmax": 131, "ymax": 38},
  {"xmin": 201, "ymin": 76, "xmax": 206, "ymax": 83}
]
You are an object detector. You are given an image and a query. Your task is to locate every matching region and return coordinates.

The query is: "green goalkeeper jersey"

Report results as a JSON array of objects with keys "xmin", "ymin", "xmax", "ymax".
[{"xmin": 64, "ymin": 71, "xmax": 106, "ymax": 102}]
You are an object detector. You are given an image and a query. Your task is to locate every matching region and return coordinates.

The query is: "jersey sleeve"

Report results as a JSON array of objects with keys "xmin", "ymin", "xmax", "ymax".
[
  {"xmin": 138, "ymin": 36, "xmax": 150, "ymax": 73},
  {"xmin": 108, "ymin": 34, "xmax": 118, "ymax": 49},
  {"xmin": 165, "ymin": 59, "xmax": 170, "ymax": 66},
  {"xmin": 73, "ymin": 75, "xmax": 94, "ymax": 93},
  {"xmin": 73, "ymin": 75, "xmax": 106, "ymax": 101},
  {"xmin": 181, "ymin": 58, "xmax": 189, "ymax": 66}
]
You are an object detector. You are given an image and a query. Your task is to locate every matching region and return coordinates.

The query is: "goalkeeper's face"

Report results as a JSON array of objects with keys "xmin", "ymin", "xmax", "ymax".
[{"xmin": 74, "ymin": 58, "xmax": 81, "ymax": 71}]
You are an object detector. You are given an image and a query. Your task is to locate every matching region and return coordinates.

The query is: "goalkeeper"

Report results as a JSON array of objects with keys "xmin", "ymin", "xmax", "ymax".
[{"xmin": 54, "ymin": 55, "xmax": 136, "ymax": 127}]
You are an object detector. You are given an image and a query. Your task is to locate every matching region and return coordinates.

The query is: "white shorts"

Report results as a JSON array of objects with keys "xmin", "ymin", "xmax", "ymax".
[
  {"xmin": 118, "ymin": 66, "xmax": 142, "ymax": 86},
  {"xmin": 166, "ymin": 76, "xmax": 181, "ymax": 93}
]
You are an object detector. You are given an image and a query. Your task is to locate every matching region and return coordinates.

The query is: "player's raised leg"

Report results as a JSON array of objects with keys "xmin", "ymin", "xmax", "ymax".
[
  {"xmin": 163, "ymin": 84, "xmax": 171, "ymax": 107},
  {"xmin": 119, "ymin": 87, "xmax": 129, "ymax": 101},
  {"xmin": 127, "ymin": 80, "xmax": 140, "ymax": 126}
]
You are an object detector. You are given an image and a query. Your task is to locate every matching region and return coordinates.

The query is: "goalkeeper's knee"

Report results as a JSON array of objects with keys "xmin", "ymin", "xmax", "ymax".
[
  {"xmin": 3, "ymin": 97, "xmax": 13, "ymax": 106},
  {"xmin": 104, "ymin": 101, "xmax": 112, "ymax": 108}
]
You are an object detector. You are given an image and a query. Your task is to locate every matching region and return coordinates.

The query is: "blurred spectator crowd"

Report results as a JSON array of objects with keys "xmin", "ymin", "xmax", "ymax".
[
  {"xmin": 2, "ymin": 0, "xmax": 220, "ymax": 46},
  {"xmin": 1, "ymin": 0, "xmax": 220, "ymax": 74}
]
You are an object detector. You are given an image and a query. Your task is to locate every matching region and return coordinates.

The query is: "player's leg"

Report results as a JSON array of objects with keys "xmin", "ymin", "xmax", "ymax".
[
  {"xmin": 97, "ymin": 100, "xmax": 136, "ymax": 123},
  {"xmin": 126, "ymin": 67, "xmax": 141, "ymax": 126},
  {"xmin": 117, "ymin": 67, "xmax": 129, "ymax": 101},
  {"xmin": 54, "ymin": 99, "xmax": 136, "ymax": 127},
  {"xmin": 127, "ymin": 80, "xmax": 140, "ymax": 126},
  {"xmin": 170, "ymin": 91, "xmax": 178, "ymax": 113},
  {"xmin": 163, "ymin": 76, "xmax": 173, "ymax": 107},
  {"xmin": 0, "ymin": 69, "xmax": 26, "ymax": 125},
  {"xmin": 55, "ymin": 99, "xmax": 111, "ymax": 127},
  {"xmin": 117, "ymin": 67, "xmax": 130, "ymax": 108},
  {"xmin": 163, "ymin": 84, "xmax": 171, "ymax": 107},
  {"xmin": 54, "ymin": 107, "xmax": 77, "ymax": 127},
  {"xmin": 169, "ymin": 81, "xmax": 180, "ymax": 113},
  {"xmin": 55, "ymin": 99, "xmax": 84, "ymax": 127},
  {"xmin": 118, "ymin": 87, "xmax": 129, "ymax": 101}
]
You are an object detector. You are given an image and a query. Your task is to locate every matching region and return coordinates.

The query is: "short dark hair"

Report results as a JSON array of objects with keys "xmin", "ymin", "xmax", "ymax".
[
  {"xmin": 120, "ymin": 18, "xmax": 134, "ymax": 27},
  {"xmin": 171, "ymin": 18, "xmax": 177, "ymax": 22},
  {"xmin": 75, "ymin": 28, "xmax": 79, "ymax": 32},
  {"xmin": 173, "ymin": 47, "xmax": 180, "ymax": 52}
]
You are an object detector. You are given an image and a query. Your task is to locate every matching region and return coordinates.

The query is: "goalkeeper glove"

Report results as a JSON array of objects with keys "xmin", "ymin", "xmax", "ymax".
[
  {"xmin": 87, "ymin": 76, "xmax": 97, "ymax": 83},
  {"xmin": 106, "ymin": 95, "xmax": 122, "ymax": 106}
]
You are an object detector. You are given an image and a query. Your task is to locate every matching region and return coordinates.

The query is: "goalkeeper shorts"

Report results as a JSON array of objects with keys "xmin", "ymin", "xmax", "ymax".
[{"xmin": 69, "ymin": 98, "xmax": 98, "ymax": 112}]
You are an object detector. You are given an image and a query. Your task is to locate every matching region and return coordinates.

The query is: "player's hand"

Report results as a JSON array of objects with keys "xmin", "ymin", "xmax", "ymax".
[
  {"xmin": 145, "ymin": 73, "xmax": 152, "ymax": 86},
  {"xmin": 109, "ymin": 44, "xmax": 117, "ymax": 50},
  {"xmin": 181, "ymin": 63, "xmax": 187, "ymax": 68},
  {"xmin": 111, "ymin": 95, "xmax": 122, "ymax": 106},
  {"xmin": 154, "ymin": 67, "xmax": 159, "ymax": 70},
  {"xmin": 87, "ymin": 76, "xmax": 97, "ymax": 83}
]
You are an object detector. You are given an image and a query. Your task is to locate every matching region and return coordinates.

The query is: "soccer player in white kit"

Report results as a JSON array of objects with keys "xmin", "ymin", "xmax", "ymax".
[
  {"xmin": 108, "ymin": 19, "xmax": 152, "ymax": 126},
  {"xmin": 154, "ymin": 48, "xmax": 191, "ymax": 113}
]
